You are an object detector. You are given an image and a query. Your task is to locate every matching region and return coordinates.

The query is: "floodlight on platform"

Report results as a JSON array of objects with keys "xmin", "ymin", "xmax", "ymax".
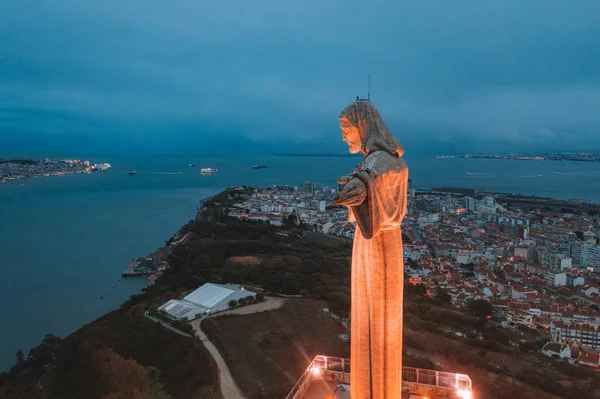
[
  {"xmin": 457, "ymin": 388, "xmax": 472, "ymax": 399},
  {"xmin": 286, "ymin": 355, "xmax": 474, "ymax": 399}
]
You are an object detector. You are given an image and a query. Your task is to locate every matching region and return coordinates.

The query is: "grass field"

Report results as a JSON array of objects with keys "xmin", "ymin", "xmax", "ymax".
[{"xmin": 202, "ymin": 299, "xmax": 349, "ymax": 399}]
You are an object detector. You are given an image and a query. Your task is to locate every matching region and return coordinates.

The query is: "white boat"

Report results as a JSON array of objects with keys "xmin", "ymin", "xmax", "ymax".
[{"xmin": 201, "ymin": 168, "xmax": 219, "ymax": 174}]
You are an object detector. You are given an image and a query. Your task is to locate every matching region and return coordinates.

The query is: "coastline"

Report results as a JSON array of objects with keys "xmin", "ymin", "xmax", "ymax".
[
  {"xmin": 3, "ymin": 182, "xmax": 600, "ymax": 399},
  {"xmin": 0, "ymin": 173, "xmax": 221, "ymax": 372},
  {"xmin": 436, "ymin": 154, "xmax": 600, "ymax": 162},
  {"xmin": 0, "ymin": 158, "xmax": 111, "ymax": 182},
  {"xmin": 3, "ymin": 153, "xmax": 600, "ymax": 374}
]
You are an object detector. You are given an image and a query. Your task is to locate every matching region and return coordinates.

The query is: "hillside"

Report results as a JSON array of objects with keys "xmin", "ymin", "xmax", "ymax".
[
  {"xmin": 0, "ymin": 188, "xmax": 352, "ymax": 399},
  {"xmin": 3, "ymin": 186, "xmax": 599, "ymax": 398}
]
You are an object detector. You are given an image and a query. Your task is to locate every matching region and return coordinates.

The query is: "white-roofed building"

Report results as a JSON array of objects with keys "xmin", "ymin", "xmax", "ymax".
[{"xmin": 158, "ymin": 283, "xmax": 256, "ymax": 321}]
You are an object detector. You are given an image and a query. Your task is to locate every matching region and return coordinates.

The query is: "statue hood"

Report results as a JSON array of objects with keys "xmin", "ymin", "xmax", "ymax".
[{"xmin": 340, "ymin": 100, "xmax": 404, "ymax": 157}]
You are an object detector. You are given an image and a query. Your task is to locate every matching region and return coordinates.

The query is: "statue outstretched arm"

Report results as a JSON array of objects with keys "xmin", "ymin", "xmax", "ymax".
[{"xmin": 333, "ymin": 177, "xmax": 366, "ymax": 207}]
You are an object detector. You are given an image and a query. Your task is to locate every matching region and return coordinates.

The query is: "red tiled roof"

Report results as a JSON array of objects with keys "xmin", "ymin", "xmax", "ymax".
[{"xmin": 579, "ymin": 352, "xmax": 600, "ymax": 365}]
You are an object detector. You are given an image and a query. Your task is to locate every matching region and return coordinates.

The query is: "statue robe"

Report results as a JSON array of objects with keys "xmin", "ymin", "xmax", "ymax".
[{"xmin": 348, "ymin": 150, "xmax": 408, "ymax": 399}]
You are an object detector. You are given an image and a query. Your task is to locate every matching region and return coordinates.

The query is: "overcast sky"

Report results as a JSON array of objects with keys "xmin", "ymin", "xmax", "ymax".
[{"xmin": 1, "ymin": 1, "xmax": 598, "ymax": 155}]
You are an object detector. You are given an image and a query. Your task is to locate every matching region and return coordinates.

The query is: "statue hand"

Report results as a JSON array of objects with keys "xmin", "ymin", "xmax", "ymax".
[
  {"xmin": 338, "ymin": 175, "xmax": 353, "ymax": 185},
  {"xmin": 333, "ymin": 178, "xmax": 366, "ymax": 206}
]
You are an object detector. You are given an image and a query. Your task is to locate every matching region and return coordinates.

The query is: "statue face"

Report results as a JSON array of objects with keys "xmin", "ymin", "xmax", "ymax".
[{"xmin": 340, "ymin": 118, "xmax": 362, "ymax": 154}]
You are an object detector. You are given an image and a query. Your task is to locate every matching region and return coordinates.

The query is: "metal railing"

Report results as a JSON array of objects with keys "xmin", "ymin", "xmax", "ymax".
[{"xmin": 285, "ymin": 355, "xmax": 472, "ymax": 399}]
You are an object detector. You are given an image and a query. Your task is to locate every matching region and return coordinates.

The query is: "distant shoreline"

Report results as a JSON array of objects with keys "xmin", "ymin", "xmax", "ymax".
[
  {"xmin": 272, "ymin": 153, "xmax": 361, "ymax": 158},
  {"xmin": 436, "ymin": 153, "xmax": 600, "ymax": 162},
  {"xmin": 0, "ymin": 158, "xmax": 111, "ymax": 182},
  {"xmin": 422, "ymin": 186, "xmax": 600, "ymax": 211}
]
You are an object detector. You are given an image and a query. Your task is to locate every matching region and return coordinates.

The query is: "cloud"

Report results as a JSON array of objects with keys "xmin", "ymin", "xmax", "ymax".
[{"xmin": 0, "ymin": 0, "xmax": 598, "ymax": 154}]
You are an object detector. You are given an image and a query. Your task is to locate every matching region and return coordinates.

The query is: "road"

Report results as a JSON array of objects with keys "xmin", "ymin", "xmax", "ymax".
[{"xmin": 190, "ymin": 297, "xmax": 287, "ymax": 399}]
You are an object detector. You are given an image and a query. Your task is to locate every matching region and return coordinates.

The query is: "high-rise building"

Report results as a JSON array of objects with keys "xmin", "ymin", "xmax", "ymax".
[
  {"xmin": 562, "ymin": 240, "xmax": 584, "ymax": 268},
  {"xmin": 550, "ymin": 254, "xmax": 572, "ymax": 271},
  {"xmin": 465, "ymin": 197, "xmax": 475, "ymax": 212},
  {"xmin": 582, "ymin": 243, "xmax": 600, "ymax": 272},
  {"xmin": 319, "ymin": 200, "xmax": 326, "ymax": 212},
  {"xmin": 301, "ymin": 180, "xmax": 316, "ymax": 194}
]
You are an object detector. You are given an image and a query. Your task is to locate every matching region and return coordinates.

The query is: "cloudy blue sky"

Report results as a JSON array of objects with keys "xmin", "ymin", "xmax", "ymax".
[{"xmin": 1, "ymin": 1, "xmax": 598, "ymax": 155}]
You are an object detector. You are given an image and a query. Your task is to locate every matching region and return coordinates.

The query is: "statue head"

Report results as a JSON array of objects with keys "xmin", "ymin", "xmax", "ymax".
[{"xmin": 339, "ymin": 100, "xmax": 404, "ymax": 157}]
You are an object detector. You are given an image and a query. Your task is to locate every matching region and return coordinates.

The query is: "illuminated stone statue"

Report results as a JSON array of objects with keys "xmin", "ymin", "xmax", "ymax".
[{"xmin": 334, "ymin": 100, "xmax": 408, "ymax": 399}]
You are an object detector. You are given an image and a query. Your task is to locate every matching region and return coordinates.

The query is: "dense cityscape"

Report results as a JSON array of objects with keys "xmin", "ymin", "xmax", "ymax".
[
  {"xmin": 126, "ymin": 178, "xmax": 600, "ymax": 376},
  {"xmin": 223, "ymin": 182, "xmax": 600, "ymax": 372}
]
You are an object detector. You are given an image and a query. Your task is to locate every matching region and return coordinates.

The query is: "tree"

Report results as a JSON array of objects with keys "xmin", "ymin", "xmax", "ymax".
[
  {"xmin": 282, "ymin": 214, "xmax": 297, "ymax": 229},
  {"xmin": 15, "ymin": 348, "xmax": 24, "ymax": 364},
  {"xmin": 414, "ymin": 283, "xmax": 427, "ymax": 296},
  {"xmin": 93, "ymin": 348, "xmax": 171, "ymax": 399},
  {"xmin": 467, "ymin": 299, "xmax": 493, "ymax": 319},
  {"xmin": 228, "ymin": 300, "xmax": 237, "ymax": 308},
  {"xmin": 326, "ymin": 291, "xmax": 351, "ymax": 313},
  {"xmin": 245, "ymin": 295, "xmax": 255, "ymax": 304},
  {"xmin": 238, "ymin": 297, "xmax": 247, "ymax": 305},
  {"xmin": 434, "ymin": 287, "xmax": 452, "ymax": 303},
  {"xmin": 256, "ymin": 292, "xmax": 265, "ymax": 302}
]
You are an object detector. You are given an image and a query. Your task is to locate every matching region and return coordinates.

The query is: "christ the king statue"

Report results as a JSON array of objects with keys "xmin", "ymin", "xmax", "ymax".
[{"xmin": 334, "ymin": 99, "xmax": 409, "ymax": 399}]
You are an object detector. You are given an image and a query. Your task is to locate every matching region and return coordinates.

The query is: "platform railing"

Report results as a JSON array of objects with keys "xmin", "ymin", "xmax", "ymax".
[{"xmin": 285, "ymin": 355, "xmax": 473, "ymax": 399}]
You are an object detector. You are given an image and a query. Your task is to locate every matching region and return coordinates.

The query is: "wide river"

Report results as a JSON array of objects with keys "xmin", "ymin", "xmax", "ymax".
[{"xmin": 2, "ymin": 154, "xmax": 600, "ymax": 370}]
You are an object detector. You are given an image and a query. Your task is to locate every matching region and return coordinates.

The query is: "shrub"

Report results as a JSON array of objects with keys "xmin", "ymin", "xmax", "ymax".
[
  {"xmin": 467, "ymin": 299, "xmax": 493, "ymax": 318},
  {"xmin": 228, "ymin": 300, "xmax": 238, "ymax": 308},
  {"xmin": 326, "ymin": 291, "xmax": 350, "ymax": 313},
  {"xmin": 464, "ymin": 338, "xmax": 510, "ymax": 354}
]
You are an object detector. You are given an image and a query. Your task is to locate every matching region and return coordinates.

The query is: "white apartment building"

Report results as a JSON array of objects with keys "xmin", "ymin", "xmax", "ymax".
[{"xmin": 583, "ymin": 243, "xmax": 600, "ymax": 272}]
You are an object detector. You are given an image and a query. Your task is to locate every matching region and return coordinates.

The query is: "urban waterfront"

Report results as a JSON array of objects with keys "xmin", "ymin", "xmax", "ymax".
[{"xmin": 2, "ymin": 153, "xmax": 600, "ymax": 370}]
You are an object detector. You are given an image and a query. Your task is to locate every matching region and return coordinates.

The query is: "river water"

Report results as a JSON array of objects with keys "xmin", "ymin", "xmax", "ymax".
[{"xmin": 2, "ymin": 154, "xmax": 600, "ymax": 370}]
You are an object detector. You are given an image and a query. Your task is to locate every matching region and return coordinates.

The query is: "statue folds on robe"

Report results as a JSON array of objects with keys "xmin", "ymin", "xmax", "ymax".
[{"xmin": 334, "ymin": 100, "xmax": 408, "ymax": 399}]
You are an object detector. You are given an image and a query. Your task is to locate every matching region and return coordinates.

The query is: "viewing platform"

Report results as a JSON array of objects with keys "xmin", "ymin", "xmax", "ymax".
[{"xmin": 286, "ymin": 355, "xmax": 473, "ymax": 399}]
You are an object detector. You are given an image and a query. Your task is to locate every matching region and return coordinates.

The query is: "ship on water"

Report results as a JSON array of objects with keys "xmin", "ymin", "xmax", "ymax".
[
  {"xmin": 189, "ymin": 163, "xmax": 195, "ymax": 167},
  {"xmin": 129, "ymin": 170, "xmax": 136, "ymax": 175},
  {"xmin": 253, "ymin": 165, "xmax": 267, "ymax": 169},
  {"xmin": 201, "ymin": 168, "xmax": 219, "ymax": 174}
]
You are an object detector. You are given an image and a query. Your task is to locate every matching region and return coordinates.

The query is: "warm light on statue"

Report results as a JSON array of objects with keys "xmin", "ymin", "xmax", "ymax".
[{"xmin": 334, "ymin": 100, "xmax": 409, "ymax": 398}]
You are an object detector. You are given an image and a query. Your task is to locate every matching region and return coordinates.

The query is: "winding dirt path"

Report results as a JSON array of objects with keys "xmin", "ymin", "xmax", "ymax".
[{"xmin": 190, "ymin": 297, "xmax": 287, "ymax": 399}]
